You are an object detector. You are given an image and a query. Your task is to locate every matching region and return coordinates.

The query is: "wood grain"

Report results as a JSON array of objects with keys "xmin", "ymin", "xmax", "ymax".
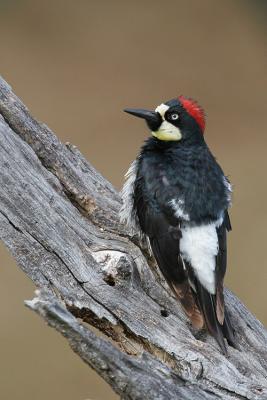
[{"xmin": 0, "ymin": 76, "xmax": 266, "ymax": 399}]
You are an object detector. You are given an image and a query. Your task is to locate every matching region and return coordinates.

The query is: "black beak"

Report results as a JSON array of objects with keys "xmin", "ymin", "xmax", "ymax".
[{"xmin": 124, "ymin": 108, "xmax": 162, "ymax": 131}]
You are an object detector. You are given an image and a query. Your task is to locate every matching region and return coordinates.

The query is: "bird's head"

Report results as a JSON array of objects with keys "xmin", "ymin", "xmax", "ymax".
[{"xmin": 124, "ymin": 96, "xmax": 205, "ymax": 143}]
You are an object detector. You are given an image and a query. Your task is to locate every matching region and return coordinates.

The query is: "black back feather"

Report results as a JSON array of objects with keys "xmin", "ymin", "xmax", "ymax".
[{"xmin": 132, "ymin": 139, "xmax": 236, "ymax": 352}]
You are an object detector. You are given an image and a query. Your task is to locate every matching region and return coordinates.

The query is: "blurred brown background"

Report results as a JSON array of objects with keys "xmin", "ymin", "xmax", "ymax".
[{"xmin": 0, "ymin": 0, "xmax": 266, "ymax": 399}]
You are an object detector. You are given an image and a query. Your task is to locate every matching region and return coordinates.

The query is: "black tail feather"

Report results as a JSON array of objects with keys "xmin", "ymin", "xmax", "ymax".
[
  {"xmin": 196, "ymin": 282, "xmax": 229, "ymax": 354},
  {"xmin": 222, "ymin": 309, "xmax": 238, "ymax": 349}
]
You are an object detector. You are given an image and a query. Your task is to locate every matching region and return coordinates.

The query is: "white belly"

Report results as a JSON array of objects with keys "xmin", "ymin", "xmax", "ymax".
[{"xmin": 180, "ymin": 219, "xmax": 222, "ymax": 294}]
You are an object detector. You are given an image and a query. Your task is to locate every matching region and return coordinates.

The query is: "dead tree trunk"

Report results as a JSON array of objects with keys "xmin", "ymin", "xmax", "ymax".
[{"xmin": 0, "ymin": 76, "xmax": 266, "ymax": 399}]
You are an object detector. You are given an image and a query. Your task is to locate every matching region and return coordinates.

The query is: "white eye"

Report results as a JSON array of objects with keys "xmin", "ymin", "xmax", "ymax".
[{"xmin": 171, "ymin": 113, "xmax": 179, "ymax": 120}]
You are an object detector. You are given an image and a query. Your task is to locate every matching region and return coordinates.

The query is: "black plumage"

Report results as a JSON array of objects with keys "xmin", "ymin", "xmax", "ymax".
[
  {"xmin": 121, "ymin": 97, "xmax": 236, "ymax": 353},
  {"xmin": 136, "ymin": 138, "xmax": 229, "ymax": 225}
]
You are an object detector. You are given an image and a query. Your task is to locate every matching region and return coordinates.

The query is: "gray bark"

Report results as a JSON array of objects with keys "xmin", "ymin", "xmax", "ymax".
[{"xmin": 0, "ymin": 76, "xmax": 266, "ymax": 400}]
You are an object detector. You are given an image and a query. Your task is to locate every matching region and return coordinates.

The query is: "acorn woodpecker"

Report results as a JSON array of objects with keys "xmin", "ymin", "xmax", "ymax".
[{"xmin": 120, "ymin": 96, "xmax": 236, "ymax": 354}]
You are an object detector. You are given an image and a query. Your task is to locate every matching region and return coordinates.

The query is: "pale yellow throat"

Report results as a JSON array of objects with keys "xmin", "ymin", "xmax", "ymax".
[
  {"xmin": 153, "ymin": 103, "xmax": 182, "ymax": 141},
  {"xmin": 152, "ymin": 121, "xmax": 182, "ymax": 141}
]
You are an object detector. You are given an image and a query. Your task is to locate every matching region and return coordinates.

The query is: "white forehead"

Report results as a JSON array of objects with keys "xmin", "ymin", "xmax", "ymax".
[{"xmin": 155, "ymin": 103, "xmax": 169, "ymax": 119}]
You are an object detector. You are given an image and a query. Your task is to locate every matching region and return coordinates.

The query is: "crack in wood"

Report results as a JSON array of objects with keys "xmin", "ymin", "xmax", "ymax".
[{"xmin": 0, "ymin": 76, "xmax": 267, "ymax": 399}]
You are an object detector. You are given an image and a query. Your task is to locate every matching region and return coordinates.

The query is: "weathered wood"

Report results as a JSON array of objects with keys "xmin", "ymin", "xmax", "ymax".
[{"xmin": 0, "ymin": 76, "xmax": 266, "ymax": 399}]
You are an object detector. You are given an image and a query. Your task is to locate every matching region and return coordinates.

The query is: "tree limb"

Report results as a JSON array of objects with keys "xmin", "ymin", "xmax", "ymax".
[{"xmin": 0, "ymin": 76, "xmax": 266, "ymax": 399}]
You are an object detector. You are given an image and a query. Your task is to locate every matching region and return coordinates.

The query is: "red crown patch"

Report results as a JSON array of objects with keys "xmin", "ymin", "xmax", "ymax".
[{"xmin": 178, "ymin": 96, "xmax": 205, "ymax": 133}]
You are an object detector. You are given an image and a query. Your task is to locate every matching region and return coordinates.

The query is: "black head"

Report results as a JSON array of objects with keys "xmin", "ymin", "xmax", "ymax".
[{"xmin": 124, "ymin": 96, "xmax": 205, "ymax": 144}]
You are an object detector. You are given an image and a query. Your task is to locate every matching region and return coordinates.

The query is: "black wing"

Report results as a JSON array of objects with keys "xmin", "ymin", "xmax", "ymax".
[
  {"xmin": 134, "ymin": 173, "xmax": 235, "ymax": 352},
  {"xmin": 150, "ymin": 213, "xmax": 204, "ymax": 328},
  {"xmin": 215, "ymin": 211, "xmax": 236, "ymax": 348},
  {"xmin": 134, "ymin": 182, "xmax": 203, "ymax": 328}
]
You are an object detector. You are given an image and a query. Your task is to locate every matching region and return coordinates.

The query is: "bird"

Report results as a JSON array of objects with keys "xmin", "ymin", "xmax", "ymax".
[{"xmin": 120, "ymin": 96, "xmax": 236, "ymax": 354}]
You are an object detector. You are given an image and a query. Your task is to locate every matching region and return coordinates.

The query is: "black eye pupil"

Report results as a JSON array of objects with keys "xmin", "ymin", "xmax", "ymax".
[{"xmin": 171, "ymin": 114, "xmax": 178, "ymax": 120}]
